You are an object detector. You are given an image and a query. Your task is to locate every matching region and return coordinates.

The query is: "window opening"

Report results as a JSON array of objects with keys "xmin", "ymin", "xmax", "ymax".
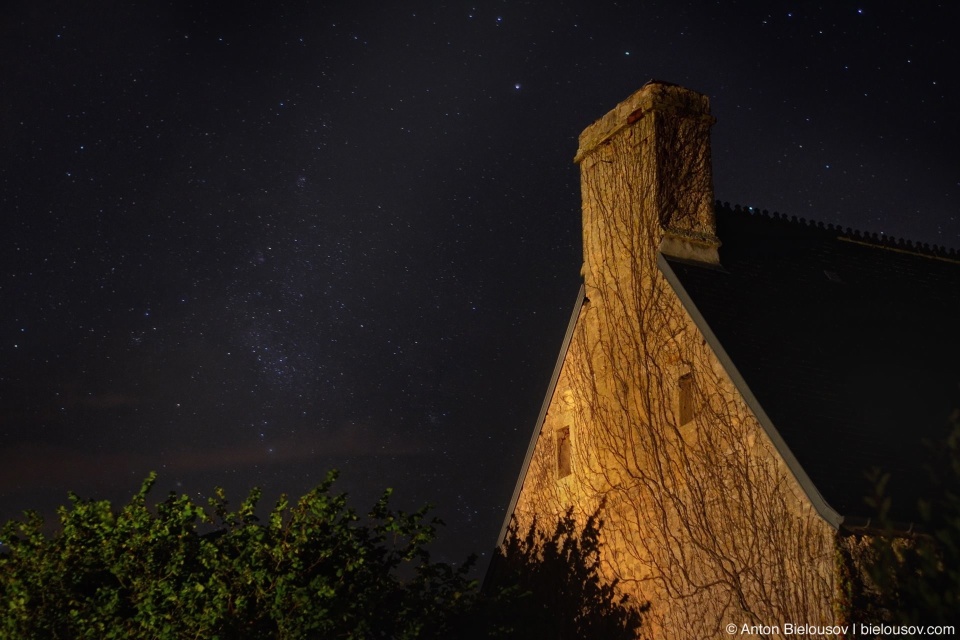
[
  {"xmin": 557, "ymin": 426, "xmax": 572, "ymax": 478},
  {"xmin": 678, "ymin": 372, "xmax": 695, "ymax": 425}
]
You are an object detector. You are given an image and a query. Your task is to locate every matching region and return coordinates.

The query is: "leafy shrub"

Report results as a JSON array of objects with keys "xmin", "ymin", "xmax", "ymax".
[{"xmin": 0, "ymin": 470, "xmax": 477, "ymax": 639}]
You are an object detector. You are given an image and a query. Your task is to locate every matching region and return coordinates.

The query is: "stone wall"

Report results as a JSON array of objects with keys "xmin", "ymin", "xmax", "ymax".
[{"xmin": 509, "ymin": 83, "xmax": 841, "ymax": 638}]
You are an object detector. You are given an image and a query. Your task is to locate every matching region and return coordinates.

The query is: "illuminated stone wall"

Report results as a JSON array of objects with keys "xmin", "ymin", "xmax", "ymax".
[{"xmin": 510, "ymin": 83, "xmax": 841, "ymax": 638}]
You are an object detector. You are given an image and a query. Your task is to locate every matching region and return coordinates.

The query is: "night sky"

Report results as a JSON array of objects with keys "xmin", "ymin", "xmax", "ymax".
[{"xmin": 2, "ymin": 1, "xmax": 957, "ymax": 568}]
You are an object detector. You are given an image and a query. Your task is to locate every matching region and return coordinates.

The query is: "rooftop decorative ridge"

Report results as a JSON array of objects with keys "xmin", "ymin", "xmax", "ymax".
[{"xmin": 716, "ymin": 200, "xmax": 959, "ymax": 261}]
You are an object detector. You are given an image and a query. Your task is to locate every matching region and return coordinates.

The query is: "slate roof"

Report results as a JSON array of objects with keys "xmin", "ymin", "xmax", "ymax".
[{"xmin": 663, "ymin": 202, "xmax": 960, "ymax": 525}]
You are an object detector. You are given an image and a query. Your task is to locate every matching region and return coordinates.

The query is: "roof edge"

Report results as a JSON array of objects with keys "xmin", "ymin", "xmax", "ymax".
[
  {"xmin": 658, "ymin": 253, "xmax": 845, "ymax": 530},
  {"xmin": 716, "ymin": 200, "xmax": 960, "ymax": 260},
  {"xmin": 494, "ymin": 285, "xmax": 587, "ymax": 548}
]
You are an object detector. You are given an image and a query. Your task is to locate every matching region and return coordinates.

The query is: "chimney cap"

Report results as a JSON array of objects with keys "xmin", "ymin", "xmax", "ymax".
[
  {"xmin": 575, "ymin": 82, "xmax": 712, "ymax": 164},
  {"xmin": 642, "ymin": 78, "xmax": 680, "ymax": 88}
]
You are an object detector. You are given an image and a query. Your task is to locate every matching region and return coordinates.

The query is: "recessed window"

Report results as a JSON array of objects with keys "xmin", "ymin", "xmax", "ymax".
[
  {"xmin": 556, "ymin": 426, "xmax": 572, "ymax": 478},
  {"xmin": 678, "ymin": 372, "xmax": 695, "ymax": 425}
]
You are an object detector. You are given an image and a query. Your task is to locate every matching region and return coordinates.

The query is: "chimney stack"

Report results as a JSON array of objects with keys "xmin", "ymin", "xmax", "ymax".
[{"xmin": 575, "ymin": 81, "xmax": 720, "ymax": 292}]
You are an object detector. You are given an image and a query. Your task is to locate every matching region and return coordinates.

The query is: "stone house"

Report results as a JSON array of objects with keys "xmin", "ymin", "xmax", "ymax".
[{"xmin": 497, "ymin": 81, "xmax": 960, "ymax": 637}]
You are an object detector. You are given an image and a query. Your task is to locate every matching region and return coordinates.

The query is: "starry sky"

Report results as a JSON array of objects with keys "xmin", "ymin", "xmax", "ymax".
[{"xmin": 2, "ymin": 1, "xmax": 957, "ymax": 567}]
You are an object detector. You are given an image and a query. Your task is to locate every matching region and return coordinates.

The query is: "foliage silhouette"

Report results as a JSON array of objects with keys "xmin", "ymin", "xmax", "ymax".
[
  {"xmin": 862, "ymin": 409, "xmax": 960, "ymax": 626},
  {"xmin": 483, "ymin": 505, "xmax": 647, "ymax": 639}
]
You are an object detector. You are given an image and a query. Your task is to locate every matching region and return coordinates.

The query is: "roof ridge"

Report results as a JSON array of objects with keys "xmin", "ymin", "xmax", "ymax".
[{"xmin": 715, "ymin": 200, "xmax": 960, "ymax": 261}]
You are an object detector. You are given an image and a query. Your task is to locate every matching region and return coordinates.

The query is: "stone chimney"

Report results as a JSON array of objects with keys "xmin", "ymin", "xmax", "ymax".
[{"xmin": 574, "ymin": 81, "xmax": 720, "ymax": 292}]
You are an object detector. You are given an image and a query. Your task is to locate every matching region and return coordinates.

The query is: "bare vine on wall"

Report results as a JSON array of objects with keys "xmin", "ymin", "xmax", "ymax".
[{"xmin": 513, "ymin": 105, "xmax": 839, "ymax": 638}]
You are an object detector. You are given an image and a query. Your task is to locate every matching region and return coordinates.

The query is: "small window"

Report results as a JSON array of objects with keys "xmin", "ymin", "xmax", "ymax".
[
  {"xmin": 678, "ymin": 372, "xmax": 695, "ymax": 425},
  {"xmin": 556, "ymin": 426, "xmax": 572, "ymax": 478}
]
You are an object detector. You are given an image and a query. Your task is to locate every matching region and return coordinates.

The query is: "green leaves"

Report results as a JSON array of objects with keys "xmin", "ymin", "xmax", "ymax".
[
  {"xmin": 0, "ymin": 470, "xmax": 644, "ymax": 638},
  {"xmin": 0, "ymin": 470, "xmax": 479, "ymax": 639}
]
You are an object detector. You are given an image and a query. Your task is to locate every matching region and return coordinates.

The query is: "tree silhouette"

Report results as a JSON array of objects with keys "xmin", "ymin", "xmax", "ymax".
[
  {"xmin": 484, "ymin": 506, "xmax": 646, "ymax": 640},
  {"xmin": 859, "ymin": 409, "xmax": 960, "ymax": 626}
]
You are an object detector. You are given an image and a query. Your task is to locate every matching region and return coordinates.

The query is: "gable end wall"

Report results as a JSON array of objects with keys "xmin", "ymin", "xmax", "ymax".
[{"xmin": 509, "ymin": 262, "xmax": 841, "ymax": 638}]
